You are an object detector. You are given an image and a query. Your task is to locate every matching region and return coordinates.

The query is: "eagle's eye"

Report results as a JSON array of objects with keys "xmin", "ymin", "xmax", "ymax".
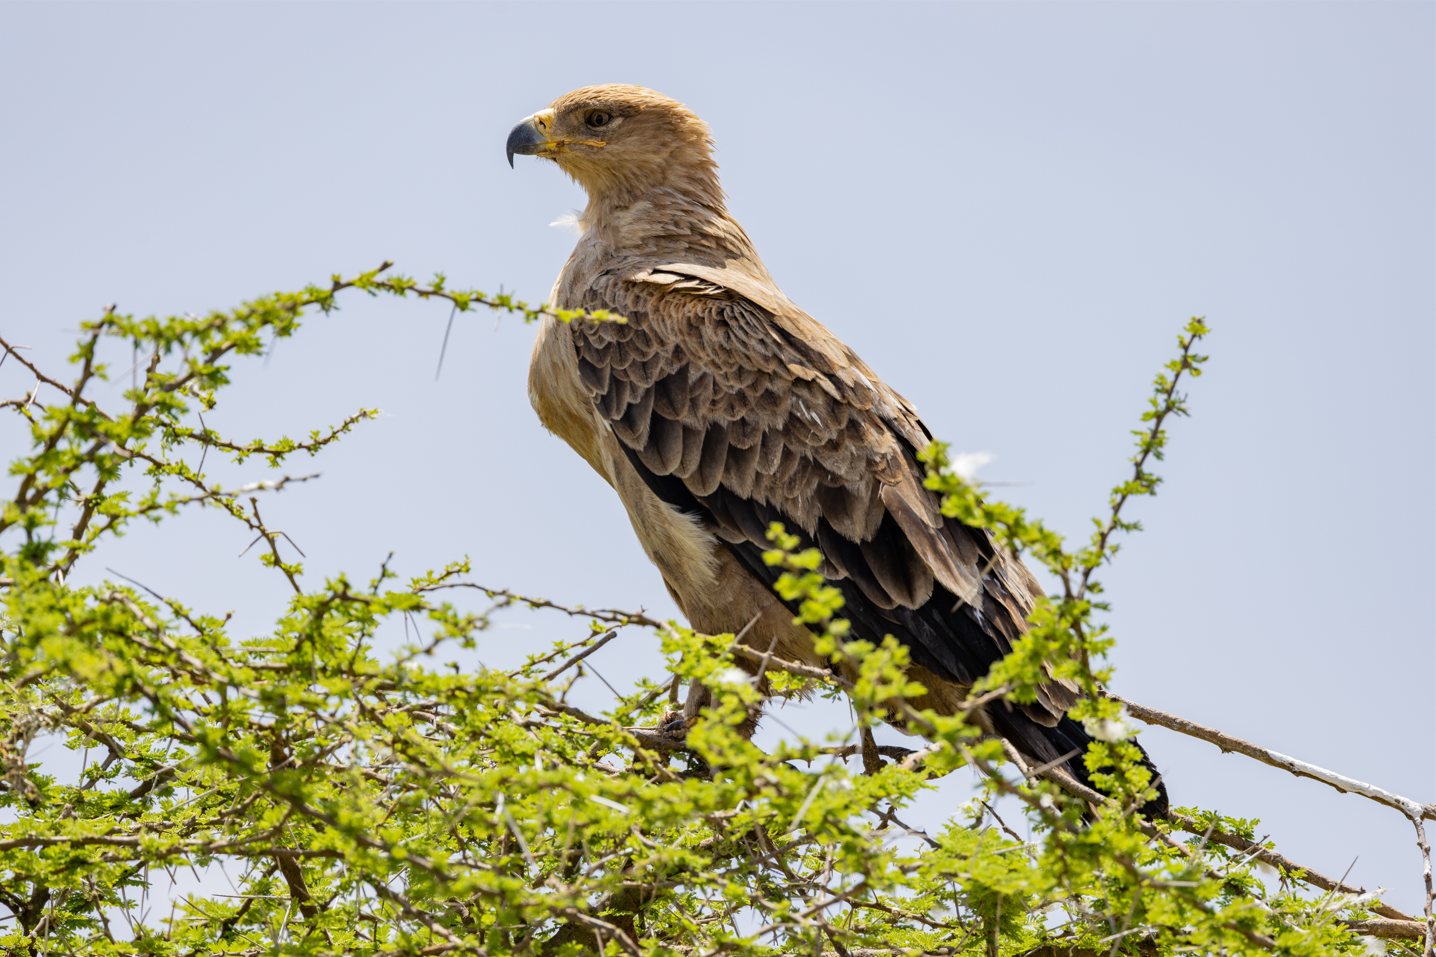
[{"xmin": 586, "ymin": 111, "xmax": 612, "ymax": 129}]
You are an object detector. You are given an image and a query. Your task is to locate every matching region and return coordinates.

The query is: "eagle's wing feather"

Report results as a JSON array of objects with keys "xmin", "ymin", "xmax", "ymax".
[{"xmin": 573, "ymin": 267, "xmax": 1076, "ymax": 724}]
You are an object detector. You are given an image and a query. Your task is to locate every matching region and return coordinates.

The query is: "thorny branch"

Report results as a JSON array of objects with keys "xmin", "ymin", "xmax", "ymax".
[{"xmin": 1111, "ymin": 692, "xmax": 1436, "ymax": 823}]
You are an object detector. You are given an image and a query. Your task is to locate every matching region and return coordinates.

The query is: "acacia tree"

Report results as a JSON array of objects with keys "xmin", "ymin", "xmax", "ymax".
[{"xmin": 0, "ymin": 266, "xmax": 1430, "ymax": 957}]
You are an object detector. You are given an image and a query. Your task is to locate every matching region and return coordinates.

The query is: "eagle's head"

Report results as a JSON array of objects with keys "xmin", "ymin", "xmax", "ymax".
[{"xmin": 506, "ymin": 84, "xmax": 721, "ymax": 205}]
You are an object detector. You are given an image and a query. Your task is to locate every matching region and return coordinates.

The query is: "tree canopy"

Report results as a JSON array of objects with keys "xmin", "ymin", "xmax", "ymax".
[{"xmin": 0, "ymin": 267, "xmax": 1429, "ymax": 957}]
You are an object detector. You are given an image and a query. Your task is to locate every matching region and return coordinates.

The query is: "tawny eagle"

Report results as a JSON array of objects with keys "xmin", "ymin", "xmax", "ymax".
[{"xmin": 507, "ymin": 84, "xmax": 1165, "ymax": 814}]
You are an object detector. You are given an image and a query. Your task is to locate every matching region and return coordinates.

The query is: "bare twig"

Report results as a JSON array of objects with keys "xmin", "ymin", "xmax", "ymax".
[
  {"xmin": 0, "ymin": 337, "xmax": 80, "ymax": 402},
  {"xmin": 435, "ymin": 304, "xmax": 457, "ymax": 381},
  {"xmin": 729, "ymin": 646, "xmax": 853, "ymax": 690},
  {"xmin": 1414, "ymin": 814, "xmax": 1434, "ymax": 957},
  {"xmin": 1111, "ymin": 693, "xmax": 1436, "ymax": 822},
  {"xmin": 542, "ymin": 630, "xmax": 620, "ymax": 683},
  {"xmin": 241, "ymin": 497, "xmax": 303, "ymax": 594},
  {"xmin": 421, "ymin": 584, "xmax": 663, "ymax": 630},
  {"xmin": 1343, "ymin": 918, "xmax": 1430, "ymax": 941}
]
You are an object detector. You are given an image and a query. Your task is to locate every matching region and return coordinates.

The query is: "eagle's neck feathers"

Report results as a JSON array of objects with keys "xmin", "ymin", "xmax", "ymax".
[{"xmin": 573, "ymin": 186, "xmax": 776, "ymax": 291}]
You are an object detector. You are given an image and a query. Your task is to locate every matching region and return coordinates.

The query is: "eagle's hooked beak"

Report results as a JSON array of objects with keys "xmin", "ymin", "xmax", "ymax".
[{"xmin": 506, "ymin": 111, "xmax": 552, "ymax": 168}]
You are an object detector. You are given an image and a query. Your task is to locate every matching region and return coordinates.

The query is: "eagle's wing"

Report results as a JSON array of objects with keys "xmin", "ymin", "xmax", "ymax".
[{"xmin": 572, "ymin": 265, "xmax": 1077, "ymax": 725}]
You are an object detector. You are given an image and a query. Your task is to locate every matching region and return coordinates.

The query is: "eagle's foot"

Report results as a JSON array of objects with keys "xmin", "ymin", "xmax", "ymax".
[
  {"xmin": 657, "ymin": 709, "xmax": 691, "ymax": 737},
  {"xmin": 640, "ymin": 681, "xmax": 765, "ymax": 745}
]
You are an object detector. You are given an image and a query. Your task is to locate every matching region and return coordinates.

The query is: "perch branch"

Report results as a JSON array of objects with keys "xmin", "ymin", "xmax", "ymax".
[{"xmin": 1109, "ymin": 693, "xmax": 1435, "ymax": 821}]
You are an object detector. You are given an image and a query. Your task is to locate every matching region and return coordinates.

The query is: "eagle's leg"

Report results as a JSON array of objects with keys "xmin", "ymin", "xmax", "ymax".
[
  {"xmin": 680, "ymin": 679, "xmax": 711, "ymax": 724},
  {"xmin": 646, "ymin": 540, "xmax": 817, "ymax": 742},
  {"xmin": 677, "ymin": 672, "xmax": 766, "ymax": 740}
]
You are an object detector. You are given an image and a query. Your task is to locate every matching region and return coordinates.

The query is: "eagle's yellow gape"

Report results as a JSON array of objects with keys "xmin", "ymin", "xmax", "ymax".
[{"xmin": 506, "ymin": 108, "xmax": 605, "ymax": 166}]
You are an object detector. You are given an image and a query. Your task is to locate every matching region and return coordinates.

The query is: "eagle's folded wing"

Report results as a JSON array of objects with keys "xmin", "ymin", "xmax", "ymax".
[{"xmin": 572, "ymin": 267, "xmax": 1076, "ymax": 724}]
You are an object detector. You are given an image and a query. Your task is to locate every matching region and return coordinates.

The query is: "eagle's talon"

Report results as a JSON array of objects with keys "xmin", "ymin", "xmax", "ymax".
[{"xmin": 657, "ymin": 710, "xmax": 691, "ymax": 737}]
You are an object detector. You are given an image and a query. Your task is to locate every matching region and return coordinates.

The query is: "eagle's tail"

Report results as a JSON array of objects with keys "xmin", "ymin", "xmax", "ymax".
[{"xmin": 984, "ymin": 703, "xmax": 1170, "ymax": 819}]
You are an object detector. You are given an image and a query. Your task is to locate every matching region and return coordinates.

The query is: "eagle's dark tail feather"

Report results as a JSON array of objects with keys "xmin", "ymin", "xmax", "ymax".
[
  {"xmin": 983, "ymin": 703, "xmax": 1169, "ymax": 819},
  {"xmin": 692, "ymin": 514, "xmax": 1171, "ymax": 820}
]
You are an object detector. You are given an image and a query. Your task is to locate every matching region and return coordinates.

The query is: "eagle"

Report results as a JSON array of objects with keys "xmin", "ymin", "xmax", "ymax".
[{"xmin": 507, "ymin": 84, "xmax": 1165, "ymax": 815}]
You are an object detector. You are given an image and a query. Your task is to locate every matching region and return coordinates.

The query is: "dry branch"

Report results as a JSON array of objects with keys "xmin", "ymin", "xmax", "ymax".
[
  {"xmin": 1342, "ymin": 918, "xmax": 1430, "ymax": 941},
  {"xmin": 1110, "ymin": 693, "xmax": 1436, "ymax": 822},
  {"xmin": 422, "ymin": 583, "xmax": 664, "ymax": 630}
]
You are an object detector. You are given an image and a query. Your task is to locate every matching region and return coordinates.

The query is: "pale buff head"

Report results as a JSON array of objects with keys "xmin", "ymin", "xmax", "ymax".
[{"xmin": 506, "ymin": 84, "xmax": 723, "ymax": 207}]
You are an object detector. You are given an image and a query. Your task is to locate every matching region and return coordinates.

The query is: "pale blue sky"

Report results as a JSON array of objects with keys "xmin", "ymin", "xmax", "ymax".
[{"xmin": 2, "ymin": 1, "xmax": 1432, "ymax": 913}]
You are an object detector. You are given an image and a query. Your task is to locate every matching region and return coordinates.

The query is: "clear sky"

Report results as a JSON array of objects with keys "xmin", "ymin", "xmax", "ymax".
[{"xmin": 2, "ymin": 1, "xmax": 1432, "ymax": 914}]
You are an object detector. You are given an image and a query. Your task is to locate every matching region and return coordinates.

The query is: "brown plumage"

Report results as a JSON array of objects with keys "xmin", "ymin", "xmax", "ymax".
[{"xmin": 508, "ymin": 84, "xmax": 1164, "ymax": 813}]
